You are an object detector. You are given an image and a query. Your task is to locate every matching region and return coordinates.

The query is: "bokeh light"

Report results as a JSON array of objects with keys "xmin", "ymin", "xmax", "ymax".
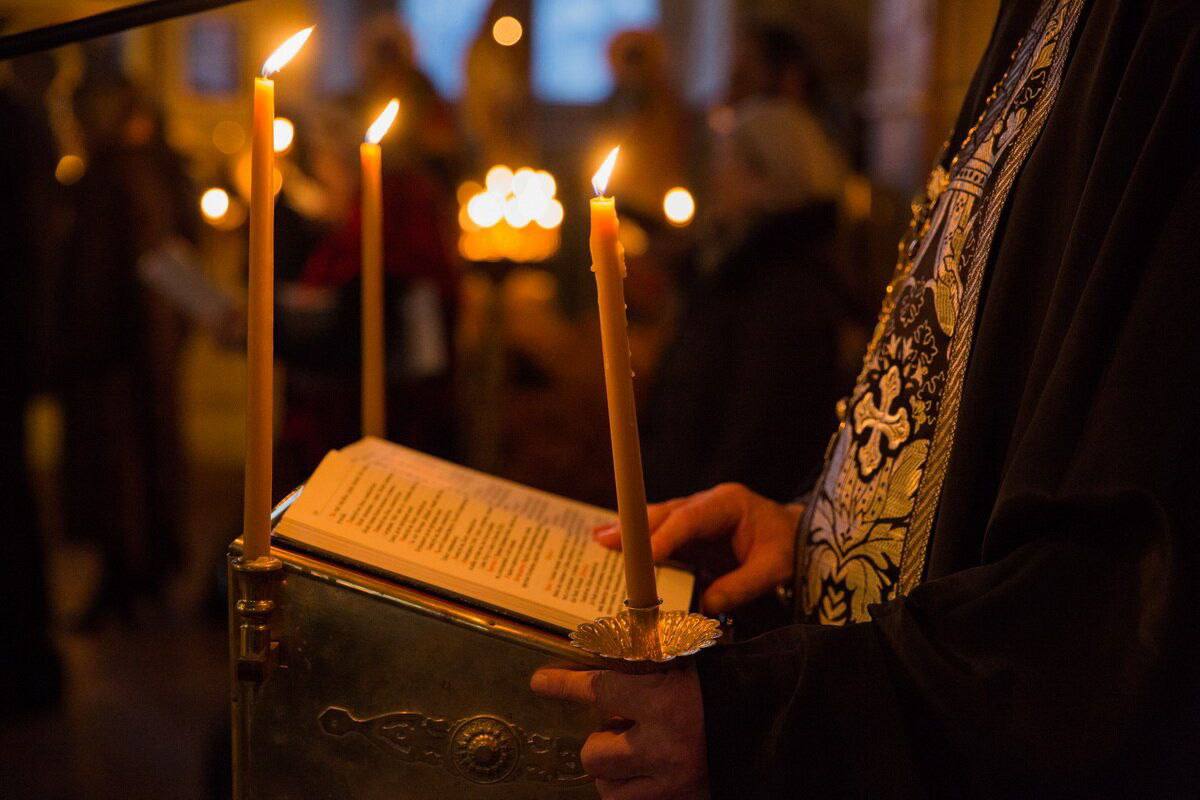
[
  {"xmin": 457, "ymin": 180, "xmax": 483, "ymax": 206},
  {"xmin": 54, "ymin": 154, "xmax": 86, "ymax": 185},
  {"xmin": 492, "ymin": 16, "xmax": 523, "ymax": 46},
  {"xmin": 273, "ymin": 117, "xmax": 295, "ymax": 154},
  {"xmin": 503, "ymin": 195, "xmax": 532, "ymax": 228},
  {"xmin": 663, "ymin": 187, "xmax": 696, "ymax": 226},
  {"xmin": 467, "ymin": 191, "xmax": 504, "ymax": 227},
  {"xmin": 460, "ymin": 164, "xmax": 562, "ymax": 262},
  {"xmin": 200, "ymin": 187, "xmax": 231, "ymax": 222},
  {"xmin": 535, "ymin": 199, "xmax": 564, "ymax": 229},
  {"xmin": 212, "ymin": 120, "xmax": 245, "ymax": 154},
  {"xmin": 485, "ymin": 164, "xmax": 513, "ymax": 196}
]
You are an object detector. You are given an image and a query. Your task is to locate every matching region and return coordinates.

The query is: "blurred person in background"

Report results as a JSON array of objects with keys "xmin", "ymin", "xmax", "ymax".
[
  {"xmin": 595, "ymin": 29, "xmax": 691, "ymax": 222},
  {"xmin": 0, "ymin": 52, "xmax": 63, "ymax": 714},
  {"xmin": 57, "ymin": 73, "xmax": 199, "ymax": 628},
  {"xmin": 728, "ymin": 20, "xmax": 826, "ymax": 113},
  {"xmin": 462, "ymin": 0, "xmax": 535, "ymax": 170},
  {"xmin": 357, "ymin": 14, "xmax": 460, "ymax": 192},
  {"xmin": 274, "ymin": 105, "xmax": 460, "ymax": 482},
  {"xmin": 641, "ymin": 98, "xmax": 854, "ymax": 510}
]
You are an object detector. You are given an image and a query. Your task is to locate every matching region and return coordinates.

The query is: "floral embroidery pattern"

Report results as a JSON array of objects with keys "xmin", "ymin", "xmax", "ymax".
[{"xmin": 799, "ymin": 0, "xmax": 1083, "ymax": 625}]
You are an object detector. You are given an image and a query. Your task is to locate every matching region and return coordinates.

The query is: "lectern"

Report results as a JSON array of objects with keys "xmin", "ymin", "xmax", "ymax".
[{"xmin": 228, "ymin": 494, "xmax": 605, "ymax": 799}]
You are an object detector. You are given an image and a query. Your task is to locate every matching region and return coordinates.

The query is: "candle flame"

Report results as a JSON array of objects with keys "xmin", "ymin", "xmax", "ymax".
[
  {"xmin": 365, "ymin": 99, "xmax": 400, "ymax": 144},
  {"xmin": 591, "ymin": 146, "xmax": 620, "ymax": 196},
  {"xmin": 262, "ymin": 26, "xmax": 315, "ymax": 77}
]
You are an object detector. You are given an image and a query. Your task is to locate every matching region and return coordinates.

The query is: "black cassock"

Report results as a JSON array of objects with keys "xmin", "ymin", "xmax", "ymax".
[{"xmin": 696, "ymin": 0, "xmax": 1200, "ymax": 796}]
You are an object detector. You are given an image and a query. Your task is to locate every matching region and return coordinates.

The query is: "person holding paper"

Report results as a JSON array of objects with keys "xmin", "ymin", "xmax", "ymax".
[{"xmin": 532, "ymin": 0, "xmax": 1200, "ymax": 796}]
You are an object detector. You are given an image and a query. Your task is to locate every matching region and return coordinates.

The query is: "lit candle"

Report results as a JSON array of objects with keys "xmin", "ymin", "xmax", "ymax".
[
  {"xmin": 243, "ymin": 26, "xmax": 313, "ymax": 562},
  {"xmin": 589, "ymin": 147, "xmax": 658, "ymax": 610},
  {"xmin": 360, "ymin": 98, "xmax": 399, "ymax": 439}
]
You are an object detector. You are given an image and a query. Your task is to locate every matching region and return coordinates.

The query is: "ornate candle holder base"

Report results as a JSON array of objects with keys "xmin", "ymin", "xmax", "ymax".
[{"xmin": 569, "ymin": 600, "xmax": 722, "ymax": 674}]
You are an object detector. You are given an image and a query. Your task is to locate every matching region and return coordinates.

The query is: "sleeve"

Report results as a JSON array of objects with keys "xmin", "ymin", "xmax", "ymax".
[{"xmin": 698, "ymin": 495, "xmax": 1192, "ymax": 797}]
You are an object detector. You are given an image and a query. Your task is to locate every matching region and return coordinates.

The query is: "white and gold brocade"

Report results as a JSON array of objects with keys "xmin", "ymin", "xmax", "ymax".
[{"xmin": 799, "ymin": 0, "xmax": 1086, "ymax": 625}]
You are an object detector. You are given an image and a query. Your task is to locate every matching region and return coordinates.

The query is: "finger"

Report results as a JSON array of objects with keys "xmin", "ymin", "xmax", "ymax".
[
  {"xmin": 531, "ymin": 668, "xmax": 600, "ymax": 705},
  {"xmin": 593, "ymin": 500, "xmax": 684, "ymax": 551},
  {"xmin": 702, "ymin": 551, "xmax": 789, "ymax": 614},
  {"xmin": 581, "ymin": 730, "xmax": 645, "ymax": 780},
  {"xmin": 650, "ymin": 484, "xmax": 747, "ymax": 561},
  {"xmin": 595, "ymin": 777, "xmax": 658, "ymax": 800},
  {"xmin": 530, "ymin": 669, "xmax": 640, "ymax": 717},
  {"xmin": 647, "ymin": 499, "xmax": 686, "ymax": 531}
]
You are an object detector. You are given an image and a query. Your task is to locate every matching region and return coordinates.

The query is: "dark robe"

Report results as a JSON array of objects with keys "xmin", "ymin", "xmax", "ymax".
[{"xmin": 697, "ymin": 0, "xmax": 1200, "ymax": 796}]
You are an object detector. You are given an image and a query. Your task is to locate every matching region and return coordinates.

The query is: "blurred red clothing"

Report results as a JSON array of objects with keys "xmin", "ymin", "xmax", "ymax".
[{"xmin": 302, "ymin": 165, "xmax": 457, "ymax": 301}]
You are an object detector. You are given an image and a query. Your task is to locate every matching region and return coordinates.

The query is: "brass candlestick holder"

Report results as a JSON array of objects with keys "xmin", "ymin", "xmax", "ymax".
[{"xmin": 569, "ymin": 599, "xmax": 721, "ymax": 674}]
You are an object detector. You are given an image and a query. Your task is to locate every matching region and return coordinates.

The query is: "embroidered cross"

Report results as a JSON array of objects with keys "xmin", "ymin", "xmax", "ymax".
[{"xmin": 853, "ymin": 365, "xmax": 911, "ymax": 475}]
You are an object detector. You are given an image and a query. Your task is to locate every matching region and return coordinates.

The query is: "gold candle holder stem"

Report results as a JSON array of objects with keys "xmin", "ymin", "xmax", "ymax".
[{"xmin": 231, "ymin": 553, "xmax": 284, "ymax": 684}]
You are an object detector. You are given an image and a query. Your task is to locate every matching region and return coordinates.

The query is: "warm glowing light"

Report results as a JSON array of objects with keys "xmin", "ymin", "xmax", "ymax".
[
  {"xmin": 620, "ymin": 218, "xmax": 650, "ymax": 256},
  {"xmin": 459, "ymin": 165, "xmax": 561, "ymax": 261},
  {"xmin": 262, "ymin": 26, "xmax": 314, "ymax": 77},
  {"xmin": 457, "ymin": 180, "xmax": 483, "ymax": 206},
  {"xmin": 591, "ymin": 146, "xmax": 620, "ymax": 196},
  {"xmin": 467, "ymin": 192, "xmax": 504, "ymax": 227},
  {"xmin": 200, "ymin": 187, "xmax": 231, "ymax": 221},
  {"xmin": 365, "ymin": 98, "xmax": 400, "ymax": 144},
  {"xmin": 492, "ymin": 16, "xmax": 523, "ymax": 46},
  {"xmin": 503, "ymin": 195, "xmax": 532, "ymax": 228},
  {"xmin": 516, "ymin": 192, "xmax": 547, "ymax": 219},
  {"xmin": 535, "ymin": 198, "xmax": 564, "ymax": 229},
  {"xmin": 663, "ymin": 187, "xmax": 695, "ymax": 226},
  {"xmin": 212, "ymin": 120, "xmax": 245, "ymax": 154},
  {"xmin": 54, "ymin": 154, "xmax": 86, "ymax": 185},
  {"xmin": 535, "ymin": 170, "xmax": 557, "ymax": 200},
  {"xmin": 511, "ymin": 167, "xmax": 536, "ymax": 197},
  {"xmin": 485, "ymin": 164, "xmax": 513, "ymax": 196},
  {"xmin": 273, "ymin": 117, "xmax": 295, "ymax": 153}
]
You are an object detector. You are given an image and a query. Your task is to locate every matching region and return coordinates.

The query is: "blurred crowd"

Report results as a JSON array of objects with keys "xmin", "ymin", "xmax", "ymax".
[{"xmin": 1, "ymin": 5, "xmax": 884, "ymax": 733}]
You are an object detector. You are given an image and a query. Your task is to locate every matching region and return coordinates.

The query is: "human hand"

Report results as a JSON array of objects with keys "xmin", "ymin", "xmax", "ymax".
[
  {"xmin": 593, "ymin": 483, "xmax": 803, "ymax": 614},
  {"xmin": 531, "ymin": 665, "xmax": 708, "ymax": 800}
]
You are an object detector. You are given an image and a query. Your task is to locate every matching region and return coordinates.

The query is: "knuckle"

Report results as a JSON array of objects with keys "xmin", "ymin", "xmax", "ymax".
[
  {"xmin": 589, "ymin": 670, "xmax": 608, "ymax": 705},
  {"xmin": 713, "ymin": 481, "xmax": 746, "ymax": 499}
]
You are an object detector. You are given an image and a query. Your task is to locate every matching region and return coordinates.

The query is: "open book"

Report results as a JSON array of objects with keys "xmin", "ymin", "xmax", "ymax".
[{"xmin": 274, "ymin": 437, "xmax": 695, "ymax": 633}]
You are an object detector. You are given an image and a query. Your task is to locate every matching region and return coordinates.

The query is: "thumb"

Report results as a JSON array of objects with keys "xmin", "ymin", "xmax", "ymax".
[{"xmin": 701, "ymin": 554, "xmax": 787, "ymax": 614}]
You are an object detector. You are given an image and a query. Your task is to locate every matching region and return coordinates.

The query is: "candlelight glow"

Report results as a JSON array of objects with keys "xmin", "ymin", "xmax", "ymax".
[
  {"xmin": 467, "ymin": 192, "xmax": 504, "ymax": 227},
  {"xmin": 261, "ymin": 26, "xmax": 314, "ymax": 77},
  {"xmin": 200, "ymin": 187, "xmax": 231, "ymax": 221},
  {"xmin": 536, "ymin": 198, "xmax": 564, "ymax": 229},
  {"xmin": 486, "ymin": 164, "xmax": 514, "ymax": 196},
  {"xmin": 511, "ymin": 167, "xmax": 536, "ymax": 197},
  {"xmin": 592, "ymin": 146, "xmax": 620, "ymax": 196},
  {"xmin": 492, "ymin": 16, "xmax": 523, "ymax": 46},
  {"xmin": 663, "ymin": 187, "xmax": 695, "ymax": 226},
  {"xmin": 273, "ymin": 117, "xmax": 295, "ymax": 153},
  {"xmin": 460, "ymin": 164, "xmax": 562, "ymax": 261},
  {"xmin": 55, "ymin": 154, "xmax": 86, "ymax": 185},
  {"xmin": 365, "ymin": 98, "xmax": 400, "ymax": 144},
  {"xmin": 503, "ymin": 195, "xmax": 533, "ymax": 228}
]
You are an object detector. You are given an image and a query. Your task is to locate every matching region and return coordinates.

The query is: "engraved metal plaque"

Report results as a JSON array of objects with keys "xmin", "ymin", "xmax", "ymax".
[{"xmin": 230, "ymin": 541, "xmax": 601, "ymax": 799}]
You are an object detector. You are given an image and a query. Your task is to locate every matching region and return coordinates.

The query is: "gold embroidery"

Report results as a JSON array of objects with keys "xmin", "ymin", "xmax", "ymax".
[{"xmin": 798, "ymin": 0, "xmax": 1085, "ymax": 624}]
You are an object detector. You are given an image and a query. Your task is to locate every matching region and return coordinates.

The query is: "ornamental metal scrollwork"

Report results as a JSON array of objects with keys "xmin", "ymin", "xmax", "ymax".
[{"xmin": 319, "ymin": 707, "xmax": 590, "ymax": 787}]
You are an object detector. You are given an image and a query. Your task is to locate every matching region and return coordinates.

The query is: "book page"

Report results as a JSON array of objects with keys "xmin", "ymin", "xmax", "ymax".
[
  {"xmin": 278, "ymin": 448, "xmax": 692, "ymax": 630},
  {"xmin": 340, "ymin": 437, "xmax": 614, "ymax": 532}
]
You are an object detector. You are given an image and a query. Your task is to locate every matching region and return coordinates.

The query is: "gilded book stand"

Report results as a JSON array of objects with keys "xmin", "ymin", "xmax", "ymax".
[{"xmin": 229, "ymin": 493, "xmax": 603, "ymax": 799}]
